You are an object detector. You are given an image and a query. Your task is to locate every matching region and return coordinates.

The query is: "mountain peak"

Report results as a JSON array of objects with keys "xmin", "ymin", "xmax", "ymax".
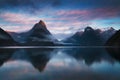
[
  {"xmin": 84, "ymin": 26, "xmax": 94, "ymax": 32},
  {"xmin": 109, "ymin": 27, "xmax": 115, "ymax": 31},
  {"xmin": 0, "ymin": 27, "xmax": 4, "ymax": 31},
  {"xmin": 38, "ymin": 20, "xmax": 46, "ymax": 27},
  {"xmin": 31, "ymin": 20, "xmax": 47, "ymax": 31}
]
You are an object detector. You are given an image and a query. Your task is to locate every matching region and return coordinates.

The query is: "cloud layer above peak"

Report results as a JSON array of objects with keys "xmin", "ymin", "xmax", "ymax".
[{"xmin": 0, "ymin": 0, "xmax": 120, "ymax": 39}]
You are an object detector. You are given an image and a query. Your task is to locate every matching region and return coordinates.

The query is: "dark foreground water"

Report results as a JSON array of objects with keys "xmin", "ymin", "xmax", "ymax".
[{"xmin": 0, "ymin": 47, "xmax": 120, "ymax": 80}]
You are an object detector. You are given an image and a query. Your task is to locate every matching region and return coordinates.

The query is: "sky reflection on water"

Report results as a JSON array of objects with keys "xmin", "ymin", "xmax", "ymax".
[{"xmin": 0, "ymin": 48, "xmax": 120, "ymax": 80}]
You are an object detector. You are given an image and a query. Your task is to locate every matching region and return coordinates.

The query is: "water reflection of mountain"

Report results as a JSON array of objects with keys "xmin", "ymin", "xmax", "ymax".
[
  {"xmin": 0, "ymin": 49, "xmax": 16, "ymax": 66},
  {"xmin": 62, "ymin": 48, "xmax": 115, "ymax": 65},
  {"xmin": 0, "ymin": 47, "xmax": 120, "ymax": 72},
  {"xmin": 106, "ymin": 47, "xmax": 120, "ymax": 61},
  {"xmin": 0, "ymin": 48, "xmax": 56, "ymax": 72},
  {"xmin": 26, "ymin": 48, "xmax": 55, "ymax": 72}
]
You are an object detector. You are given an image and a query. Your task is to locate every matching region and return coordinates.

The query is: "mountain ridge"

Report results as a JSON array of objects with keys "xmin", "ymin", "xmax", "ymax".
[
  {"xmin": 62, "ymin": 26, "xmax": 116, "ymax": 46},
  {"xmin": 0, "ymin": 20, "xmax": 117, "ymax": 46}
]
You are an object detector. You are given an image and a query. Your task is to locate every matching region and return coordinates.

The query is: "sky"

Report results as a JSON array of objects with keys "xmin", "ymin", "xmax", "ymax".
[{"xmin": 0, "ymin": 0, "xmax": 120, "ymax": 39}]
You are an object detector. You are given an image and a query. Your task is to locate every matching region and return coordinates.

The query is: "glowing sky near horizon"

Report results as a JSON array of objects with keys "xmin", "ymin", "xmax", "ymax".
[{"xmin": 0, "ymin": 0, "xmax": 120, "ymax": 39}]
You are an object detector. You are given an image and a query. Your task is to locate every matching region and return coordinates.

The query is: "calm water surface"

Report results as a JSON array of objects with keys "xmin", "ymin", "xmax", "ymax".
[{"xmin": 0, "ymin": 47, "xmax": 120, "ymax": 80}]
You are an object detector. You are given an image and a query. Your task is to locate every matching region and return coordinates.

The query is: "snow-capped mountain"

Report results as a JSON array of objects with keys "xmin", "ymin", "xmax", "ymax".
[{"xmin": 63, "ymin": 27, "xmax": 117, "ymax": 46}]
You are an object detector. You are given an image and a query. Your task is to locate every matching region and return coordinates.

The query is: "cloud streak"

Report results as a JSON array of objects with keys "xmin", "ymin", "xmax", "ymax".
[
  {"xmin": 0, "ymin": 12, "xmax": 39, "ymax": 25},
  {"xmin": 56, "ymin": 8, "xmax": 120, "ymax": 21}
]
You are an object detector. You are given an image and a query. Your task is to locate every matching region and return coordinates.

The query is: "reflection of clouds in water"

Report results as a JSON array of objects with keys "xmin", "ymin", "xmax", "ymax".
[
  {"xmin": 0, "ymin": 60, "xmax": 40, "ymax": 80},
  {"xmin": 0, "ymin": 49, "xmax": 120, "ymax": 80},
  {"xmin": 39, "ymin": 50, "xmax": 120, "ymax": 80},
  {"xmin": 46, "ymin": 51, "xmax": 89, "ymax": 72},
  {"xmin": 0, "ymin": 59, "xmax": 120, "ymax": 80}
]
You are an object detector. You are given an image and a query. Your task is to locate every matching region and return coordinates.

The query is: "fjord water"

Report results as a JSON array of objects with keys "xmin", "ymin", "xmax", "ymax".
[{"xmin": 0, "ymin": 47, "xmax": 120, "ymax": 80}]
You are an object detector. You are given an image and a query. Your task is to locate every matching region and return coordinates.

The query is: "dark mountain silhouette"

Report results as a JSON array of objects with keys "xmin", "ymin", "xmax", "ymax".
[
  {"xmin": 25, "ymin": 20, "xmax": 57, "ymax": 45},
  {"xmin": 63, "ymin": 27, "xmax": 103, "ymax": 46},
  {"xmin": 0, "ymin": 28, "xmax": 16, "ymax": 46},
  {"xmin": 9, "ymin": 20, "xmax": 57, "ymax": 46},
  {"xmin": 106, "ymin": 30, "xmax": 120, "ymax": 46},
  {"xmin": 101, "ymin": 27, "xmax": 116, "ymax": 43}
]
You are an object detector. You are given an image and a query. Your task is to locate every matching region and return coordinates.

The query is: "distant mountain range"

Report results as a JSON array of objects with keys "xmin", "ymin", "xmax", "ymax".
[
  {"xmin": 0, "ymin": 20, "xmax": 118, "ymax": 46},
  {"xmin": 63, "ymin": 27, "xmax": 116, "ymax": 46}
]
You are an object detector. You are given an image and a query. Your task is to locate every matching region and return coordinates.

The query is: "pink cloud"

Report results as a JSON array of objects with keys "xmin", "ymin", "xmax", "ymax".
[
  {"xmin": 0, "ymin": 12, "xmax": 39, "ymax": 25},
  {"xmin": 1, "ymin": 25, "xmax": 32, "ymax": 32},
  {"xmin": 57, "ymin": 10, "xmax": 88, "ymax": 16},
  {"xmin": 89, "ymin": 8, "xmax": 120, "ymax": 19},
  {"xmin": 55, "ymin": 8, "xmax": 120, "ymax": 21}
]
